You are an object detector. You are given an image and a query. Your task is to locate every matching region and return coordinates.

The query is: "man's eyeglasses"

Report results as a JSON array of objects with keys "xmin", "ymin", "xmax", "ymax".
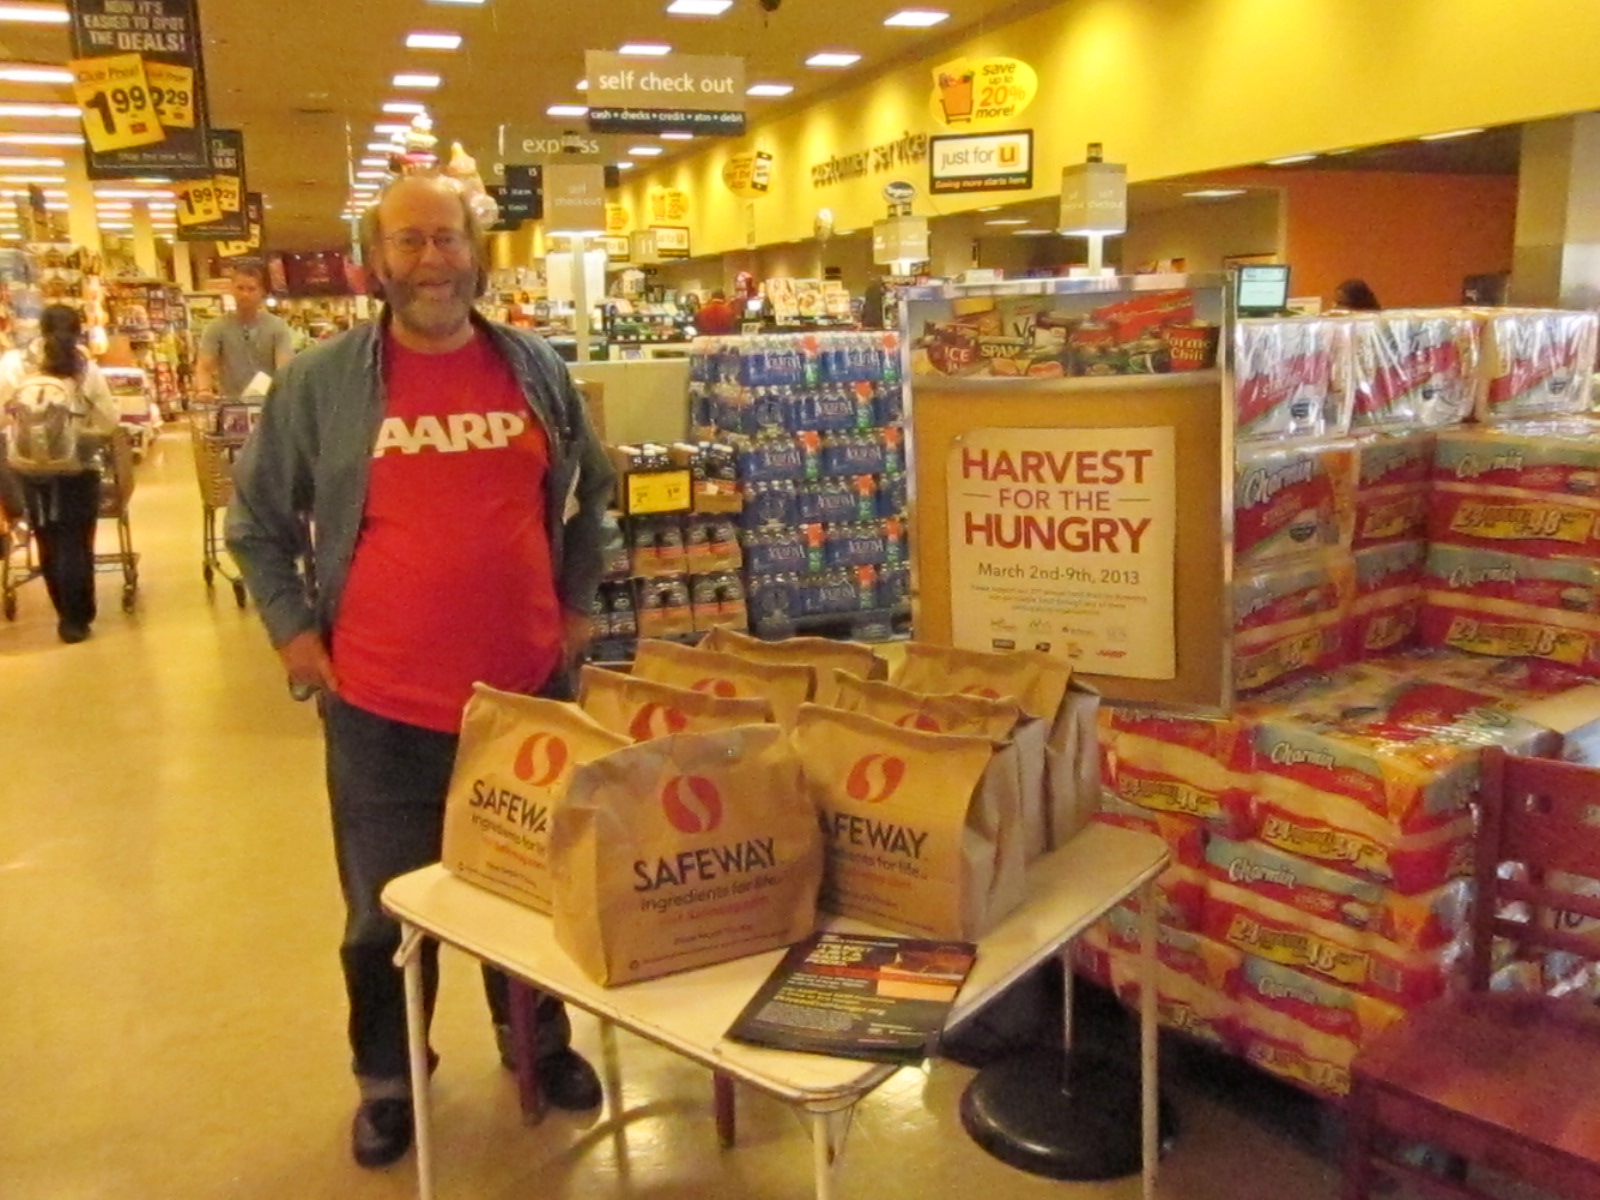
[{"xmin": 383, "ymin": 230, "xmax": 472, "ymax": 257}]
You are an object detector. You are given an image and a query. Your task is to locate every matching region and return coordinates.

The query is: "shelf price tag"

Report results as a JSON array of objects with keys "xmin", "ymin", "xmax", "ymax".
[
  {"xmin": 143, "ymin": 61, "xmax": 196, "ymax": 130},
  {"xmin": 71, "ymin": 54, "xmax": 165, "ymax": 154},
  {"xmin": 175, "ymin": 178, "xmax": 222, "ymax": 225},
  {"xmin": 625, "ymin": 469, "xmax": 693, "ymax": 515},
  {"xmin": 212, "ymin": 173, "xmax": 242, "ymax": 215}
]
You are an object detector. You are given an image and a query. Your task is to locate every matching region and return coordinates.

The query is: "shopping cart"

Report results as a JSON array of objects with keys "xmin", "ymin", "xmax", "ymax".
[
  {"xmin": 192, "ymin": 423, "xmax": 248, "ymax": 607},
  {"xmin": 103, "ymin": 366, "xmax": 158, "ymax": 461},
  {"xmin": 1, "ymin": 427, "xmax": 139, "ymax": 620}
]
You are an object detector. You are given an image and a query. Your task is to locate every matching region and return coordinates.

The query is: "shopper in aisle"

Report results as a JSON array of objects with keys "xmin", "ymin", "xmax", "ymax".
[
  {"xmin": 226, "ymin": 173, "xmax": 614, "ymax": 1169},
  {"xmin": 193, "ymin": 262, "xmax": 295, "ymax": 402},
  {"xmin": 0, "ymin": 303, "xmax": 119, "ymax": 643},
  {"xmin": 692, "ymin": 288, "xmax": 738, "ymax": 334},
  {"xmin": 1333, "ymin": 278, "xmax": 1382, "ymax": 311}
]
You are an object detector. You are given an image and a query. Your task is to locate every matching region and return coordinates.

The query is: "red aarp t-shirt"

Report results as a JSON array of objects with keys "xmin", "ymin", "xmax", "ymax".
[{"xmin": 333, "ymin": 332, "xmax": 563, "ymax": 732}]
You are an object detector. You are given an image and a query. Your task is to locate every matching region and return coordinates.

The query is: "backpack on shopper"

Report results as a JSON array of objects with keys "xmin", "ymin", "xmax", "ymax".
[{"xmin": 4, "ymin": 371, "xmax": 89, "ymax": 474}]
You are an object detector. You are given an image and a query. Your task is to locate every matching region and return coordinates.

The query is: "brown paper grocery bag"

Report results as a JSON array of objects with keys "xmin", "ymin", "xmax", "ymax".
[
  {"xmin": 578, "ymin": 666, "xmax": 774, "ymax": 741},
  {"xmin": 549, "ymin": 724, "xmax": 823, "ymax": 986},
  {"xmin": 892, "ymin": 642, "xmax": 1094, "ymax": 850},
  {"xmin": 701, "ymin": 626, "xmax": 887, "ymax": 707},
  {"xmin": 830, "ymin": 672, "xmax": 1051, "ymax": 862},
  {"xmin": 793, "ymin": 705, "xmax": 1027, "ymax": 940},
  {"xmin": 440, "ymin": 685, "xmax": 631, "ymax": 913},
  {"xmin": 631, "ymin": 638, "xmax": 813, "ymax": 728}
]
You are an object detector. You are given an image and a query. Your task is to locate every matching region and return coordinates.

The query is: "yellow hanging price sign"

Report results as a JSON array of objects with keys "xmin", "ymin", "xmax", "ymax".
[
  {"xmin": 143, "ymin": 61, "xmax": 195, "ymax": 130},
  {"xmin": 175, "ymin": 179, "xmax": 222, "ymax": 226},
  {"xmin": 212, "ymin": 174, "xmax": 242, "ymax": 215},
  {"xmin": 70, "ymin": 54, "xmax": 165, "ymax": 154}
]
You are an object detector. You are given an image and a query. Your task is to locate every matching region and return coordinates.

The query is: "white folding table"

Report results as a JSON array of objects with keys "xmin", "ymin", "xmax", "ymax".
[{"xmin": 382, "ymin": 822, "xmax": 1169, "ymax": 1200}]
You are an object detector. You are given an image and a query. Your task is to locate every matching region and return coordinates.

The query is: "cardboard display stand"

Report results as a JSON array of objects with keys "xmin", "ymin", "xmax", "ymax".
[{"xmin": 903, "ymin": 275, "xmax": 1234, "ymax": 714}]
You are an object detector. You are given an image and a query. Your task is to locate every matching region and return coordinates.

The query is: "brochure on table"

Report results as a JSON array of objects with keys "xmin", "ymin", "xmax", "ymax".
[{"xmin": 903, "ymin": 274, "xmax": 1233, "ymax": 713}]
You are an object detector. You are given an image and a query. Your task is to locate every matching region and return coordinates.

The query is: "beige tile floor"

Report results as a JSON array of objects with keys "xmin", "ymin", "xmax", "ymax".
[{"xmin": 0, "ymin": 428, "xmax": 1354, "ymax": 1200}]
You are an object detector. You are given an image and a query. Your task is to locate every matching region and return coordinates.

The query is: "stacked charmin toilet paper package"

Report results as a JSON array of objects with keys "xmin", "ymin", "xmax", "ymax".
[{"xmin": 1080, "ymin": 305, "xmax": 1600, "ymax": 1098}]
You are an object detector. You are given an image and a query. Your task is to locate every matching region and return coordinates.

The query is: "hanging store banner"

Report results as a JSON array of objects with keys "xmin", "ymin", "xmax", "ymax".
[
  {"xmin": 543, "ymin": 163, "xmax": 606, "ymax": 234},
  {"xmin": 217, "ymin": 191, "xmax": 264, "ymax": 258},
  {"xmin": 930, "ymin": 57, "xmax": 1039, "ymax": 126},
  {"xmin": 946, "ymin": 426, "xmax": 1178, "ymax": 679},
  {"xmin": 722, "ymin": 149, "xmax": 773, "ymax": 199},
  {"xmin": 493, "ymin": 126, "xmax": 630, "ymax": 177},
  {"xmin": 501, "ymin": 164, "xmax": 539, "ymax": 220},
  {"xmin": 177, "ymin": 128, "xmax": 247, "ymax": 241},
  {"xmin": 585, "ymin": 51, "xmax": 745, "ymax": 136},
  {"xmin": 929, "ymin": 129, "xmax": 1033, "ymax": 194},
  {"xmin": 1059, "ymin": 159, "xmax": 1128, "ymax": 236},
  {"xmin": 647, "ymin": 187, "xmax": 690, "ymax": 223},
  {"xmin": 69, "ymin": 0, "xmax": 212, "ymax": 179}
]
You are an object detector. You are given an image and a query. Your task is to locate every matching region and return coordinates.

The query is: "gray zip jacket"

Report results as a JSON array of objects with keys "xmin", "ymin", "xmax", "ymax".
[{"xmin": 225, "ymin": 311, "xmax": 614, "ymax": 659}]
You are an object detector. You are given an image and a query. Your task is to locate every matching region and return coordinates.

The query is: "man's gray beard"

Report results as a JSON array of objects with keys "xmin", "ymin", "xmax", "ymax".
[{"xmin": 388, "ymin": 280, "xmax": 474, "ymax": 340}]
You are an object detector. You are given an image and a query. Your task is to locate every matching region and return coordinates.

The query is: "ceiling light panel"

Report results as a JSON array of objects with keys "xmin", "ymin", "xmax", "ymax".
[
  {"xmin": 392, "ymin": 73, "xmax": 441, "ymax": 89},
  {"xmin": 1265, "ymin": 153, "xmax": 1317, "ymax": 165},
  {"xmin": 0, "ymin": 103, "xmax": 76, "ymax": 118},
  {"xmin": 405, "ymin": 32, "xmax": 462, "ymax": 50},
  {"xmin": 1419, "ymin": 127, "xmax": 1485, "ymax": 141},
  {"xmin": 746, "ymin": 83, "xmax": 793, "ymax": 97},
  {"xmin": 0, "ymin": 6, "xmax": 70, "ymax": 25},
  {"xmin": 667, "ymin": 0, "xmax": 733, "ymax": 13},
  {"xmin": 0, "ymin": 132, "xmax": 81, "ymax": 145},
  {"xmin": 628, "ymin": 146, "xmax": 664, "ymax": 156},
  {"xmin": 0, "ymin": 65, "xmax": 72, "ymax": 83},
  {"xmin": 382, "ymin": 101, "xmax": 426, "ymax": 115},
  {"xmin": 619, "ymin": 42, "xmax": 672, "ymax": 55},
  {"xmin": 884, "ymin": 9, "xmax": 949, "ymax": 27},
  {"xmin": 805, "ymin": 51, "xmax": 861, "ymax": 68},
  {"xmin": 547, "ymin": 104, "xmax": 588, "ymax": 117}
]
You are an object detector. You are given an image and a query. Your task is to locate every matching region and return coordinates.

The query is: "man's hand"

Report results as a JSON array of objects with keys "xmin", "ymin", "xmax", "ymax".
[
  {"xmin": 561, "ymin": 609, "xmax": 593, "ymax": 670},
  {"xmin": 278, "ymin": 629, "xmax": 338, "ymax": 695}
]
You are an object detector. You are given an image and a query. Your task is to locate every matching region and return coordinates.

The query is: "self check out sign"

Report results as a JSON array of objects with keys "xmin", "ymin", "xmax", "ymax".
[
  {"xmin": 929, "ymin": 129, "xmax": 1034, "ymax": 194},
  {"xmin": 586, "ymin": 50, "xmax": 746, "ymax": 136}
]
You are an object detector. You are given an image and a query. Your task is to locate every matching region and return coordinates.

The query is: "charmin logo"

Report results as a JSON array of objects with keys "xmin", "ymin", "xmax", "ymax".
[
  {"xmin": 845, "ymin": 753, "xmax": 908, "ymax": 803},
  {"xmin": 661, "ymin": 775, "xmax": 723, "ymax": 834},
  {"xmin": 959, "ymin": 683, "xmax": 1002, "ymax": 700},
  {"xmin": 1240, "ymin": 459, "xmax": 1315, "ymax": 508},
  {"xmin": 690, "ymin": 677, "xmax": 739, "ymax": 699},
  {"xmin": 628, "ymin": 703, "xmax": 689, "ymax": 741},
  {"xmin": 513, "ymin": 734, "xmax": 569, "ymax": 787},
  {"xmin": 894, "ymin": 711, "xmax": 943, "ymax": 733}
]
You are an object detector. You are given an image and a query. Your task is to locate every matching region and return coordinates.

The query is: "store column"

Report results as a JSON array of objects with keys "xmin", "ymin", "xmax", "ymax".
[
  {"xmin": 130, "ymin": 201, "xmax": 160, "ymax": 277},
  {"xmin": 171, "ymin": 239, "xmax": 196, "ymax": 290},
  {"xmin": 63, "ymin": 151, "xmax": 101, "ymax": 253},
  {"xmin": 1511, "ymin": 114, "xmax": 1600, "ymax": 307}
]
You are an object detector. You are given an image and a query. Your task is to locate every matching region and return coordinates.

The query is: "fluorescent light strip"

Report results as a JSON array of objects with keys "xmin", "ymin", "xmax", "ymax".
[
  {"xmin": 382, "ymin": 101, "xmax": 426, "ymax": 115},
  {"xmin": 0, "ymin": 173, "xmax": 63, "ymax": 182},
  {"xmin": 1184, "ymin": 188, "xmax": 1246, "ymax": 198},
  {"xmin": 1419, "ymin": 127, "xmax": 1485, "ymax": 141},
  {"xmin": 374, "ymin": 123, "xmax": 410, "ymax": 135},
  {"xmin": 619, "ymin": 42, "xmax": 671, "ymax": 55},
  {"xmin": 0, "ymin": 6, "xmax": 68, "ymax": 25},
  {"xmin": 0, "ymin": 132, "xmax": 81, "ymax": 145},
  {"xmin": 547, "ymin": 104, "xmax": 588, "ymax": 117},
  {"xmin": 392, "ymin": 73, "xmax": 441, "ymax": 88},
  {"xmin": 1013, "ymin": 229, "xmax": 1052, "ymax": 236},
  {"xmin": 354, "ymin": 170, "xmax": 387, "ymax": 180},
  {"xmin": 96, "ymin": 189, "xmax": 174, "ymax": 198},
  {"xmin": 660, "ymin": 131, "xmax": 692, "ymax": 141},
  {"xmin": 884, "ymin": 9, "xmax": 948, "ymax": 27},
  {"xmin": 405, "ymin": 32, "xmax": 462, "ymax": 50},
  {"xmin": 667, "ymin": 0, "xmax": 733, "ymax": 14},
  {"xmin": 985, "ymin": 218, "xmax": 1026, "ymax": 226},
  {"xmin": 746, "ymin": 82, "xmax": 793, "ymax": 97},
  {"xmin": 805, "ymin": 51, "xmax": 861, "ymax": 68},
  {"xmin": 366, "ymin": 141, "xmax": 395, "ymax": 152},
  {"xmin": 628, "ymin": 146, "xmax": 664, "ymax": 156},
  {"xmin": 1265, "ymin": 153, "xmax": 1317, "ymax": 166},
  {"xmin": 0, "ymin": 64, "xmax": 72, "ymax": 83},
  {"xmin": 359, "ymin": 157, "xmax": 388, "ymax": 167},
  {"xmin": 614, "ymin": 161, "xmax": 634, "ymax": 170},
  {"xmin": 0, "ymin": 155, "xmax": 61, "ymax": 167},
  {"xmin": 0, "ymin": 102, "xmax": 77, "ymax": 118}
]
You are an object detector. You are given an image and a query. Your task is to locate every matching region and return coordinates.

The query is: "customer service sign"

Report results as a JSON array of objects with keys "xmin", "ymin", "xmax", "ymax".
[{"xmin": 947, "ymin": 427, "xmax": 1177, "ymax": 679}]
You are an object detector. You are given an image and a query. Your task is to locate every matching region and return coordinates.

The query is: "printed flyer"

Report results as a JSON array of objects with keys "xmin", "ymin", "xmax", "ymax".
[
  {"xmin": 947, "ymin": 426, "xmax": 1178, "ymax": 679},
  {"xmin": 726, "ymin": 932, "xmax": 976, "ymax": 1064}
]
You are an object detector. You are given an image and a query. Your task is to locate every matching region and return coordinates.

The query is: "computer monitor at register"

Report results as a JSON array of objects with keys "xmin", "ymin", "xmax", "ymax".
[{"xmin": 1236, "ymin": 264, "xmax": 1291, "ymax": 316}]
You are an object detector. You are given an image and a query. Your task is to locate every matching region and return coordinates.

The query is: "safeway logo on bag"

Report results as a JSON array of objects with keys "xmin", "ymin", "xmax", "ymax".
[
  {"xmin": 661, "ymin": 775, "xmax": 724, "ymax": 834},
  {"xmin": 628, "ymin": 702, "xmax": 689, "ymax": 741},
  {"xmin": 845, "ymin": 753, "xmax": 908, "ymax": 803},
  {"xmin": 690, "ymin": 677, "xmax": 739, "ymax": 698},
  {"xmin": 894, "ymin": 711, "xmax": 943, "ymax": 733},
  {"xmin": 513, "ymin": 734, "xmax": 569, "ymax": 787}
]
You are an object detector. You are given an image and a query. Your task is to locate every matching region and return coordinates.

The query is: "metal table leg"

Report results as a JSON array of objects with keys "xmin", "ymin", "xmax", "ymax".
[
  {"xmin": 810, "ymin": 1106, "xmax": 852, "ymax": 1200},
  {"xmin": 396, "ymin": 924, "xmax": 435, "ymax": 1200},
  {"xmin": 1139, "ymin": 880, "xmax": 1160, "ymax": 1200}
]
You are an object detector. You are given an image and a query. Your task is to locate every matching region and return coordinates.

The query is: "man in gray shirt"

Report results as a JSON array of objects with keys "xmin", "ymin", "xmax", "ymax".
[{"xmin": 195, "ymin": 261, "xmax": 294, "ymax": 400}]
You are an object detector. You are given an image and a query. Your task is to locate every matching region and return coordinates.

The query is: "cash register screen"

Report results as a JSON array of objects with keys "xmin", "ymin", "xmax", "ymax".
[{"xmin": 1237, "ymin": 264, "xmax": 1290, "ymax": 315}]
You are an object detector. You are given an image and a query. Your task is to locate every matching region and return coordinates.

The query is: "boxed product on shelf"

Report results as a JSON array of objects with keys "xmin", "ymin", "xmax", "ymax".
[
  {"xmin": 1233, "ymin": 555, "xmax": 1354, "ymax": 636},
  {"xmin": 1419, "ymin": 591, "xmax": 1600, "ymax": 675},
  {"xmin": 1428, "ymin": 481, "xmax": 1600, "ymax": 559},
  {"xmin": 1108, "ymin": 953, "xmax": 1237, "ymax": 1052},
  {"xmin": 629, "ymin": 516, "xmax": 689, "ymax": 578},
  {"xmin": 1234, "ymin": 317, "xmax": 1350, "ymax": 442},
  {"xmin": 1474, "ymin": 307, "xmax": 1599, "ymax": 422},
  {"xmin": 1424, "ymin": 541, "xmax": 1600, "ymax": 614},
  {"xmin": 635, "ymin": 574, "xmax": 694, "ymax": 638},
  {"xmin": 1234, "ymin": 441, "xmax": 1358, "ymax": 567},
  {"xmin": 1432, "ymin": 419, "xmax": 1600, "ymax": 496},
  {"xmin": 1344, "ymin": 310, "xmax": 1478, "ymax": 432},
  {"xmin": 1234, "ymin": 611, "xmax": 1349, "ymax": 695},
  {"xmin": 1345, "ymin": 539, "xmax": 1426, "ymax": 660},
  {"xmin": 690, "ymin": 571, "xmax": 747, "ymax": 632}
]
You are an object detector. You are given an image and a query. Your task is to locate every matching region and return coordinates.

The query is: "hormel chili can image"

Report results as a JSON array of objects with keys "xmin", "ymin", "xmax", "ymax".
[
  {"xmin": 794, "ymin": 703, "xmax": 1029, "ymax": 940},
  {"xmin": 440, "ymin": 686, "xmax": 630, "ymax": 914},
  {"xmin": 549, "ymin": 725, "xmax": 823, "ymax": 985}
]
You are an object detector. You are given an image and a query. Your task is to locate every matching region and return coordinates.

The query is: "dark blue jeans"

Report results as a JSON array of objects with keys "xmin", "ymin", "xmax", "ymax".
[{"xmin": 323, "ymin": 696, "xmax": 569, "ymax": 1092}]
